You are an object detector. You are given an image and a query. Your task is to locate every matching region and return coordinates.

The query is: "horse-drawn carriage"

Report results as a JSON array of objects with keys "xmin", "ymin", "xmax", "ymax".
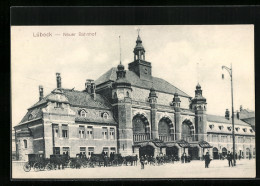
[
  {"xmin": 68, "ymin": 153, "xmax": 89, "ymax": 169},
  {"xmin": 23, "ymin": 153, "xmax": 49, "ymax": 172}
]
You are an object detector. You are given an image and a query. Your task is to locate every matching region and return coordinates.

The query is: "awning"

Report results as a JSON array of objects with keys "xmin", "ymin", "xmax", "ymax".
[
  {"xmin": 164, "ymin": 142, "xmax": 176, "ymax": 147},
  {"xmin": 176, "ymin": 139, "xmax": 190, "ymax": 148},
  {"xmin": 198, "ymin": 140, "xmax": 213, "ymax": 148},
  {"xmin": 133, "ymin": 139, "xmax": 166, "ymax": 148}
]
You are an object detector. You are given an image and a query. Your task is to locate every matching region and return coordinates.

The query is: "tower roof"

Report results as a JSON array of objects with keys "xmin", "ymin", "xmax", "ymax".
[{"xmin": 134, "ymin": 34, "xmax": 145, "ymax": 51}]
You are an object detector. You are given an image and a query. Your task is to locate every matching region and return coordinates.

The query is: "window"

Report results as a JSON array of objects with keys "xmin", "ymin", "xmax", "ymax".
[
  {"xmin": 102, "ymin": 127, "xmax": 108, "ymax": 139},
  {"xmin": 219, "ymin": 126, "xmax": 223, "ymax": 130},
  {"xmin": 110, "ymin": 128, "xmax": 115, "ymax": 140},
  {"xmin": 80, "ymin": 147, "xmax": 86, "ymax": 155},
  {"xmin": 245, "ymin": 137, "xmax": 251, "ymax": 143},
  {"xmin": 227, "ymin": 127, "xmax": 232, "ymax": 131},
  {"xmin": 52, "ymin": 124, "xmax": 59, "ymax": 138},
  {"xmin": 79, "ymin": 126, "xmax": 85, "ymax": 138},
  {"xmin": 250, "ymin": 129, "xmax": 254, "ymax": 133},
  {"xmin": 28, "ymin": 114, "xmax": 33, "ymax": 120},
  {"xmin": 235, "ymin": 127, "xmax": 240, "ymax": 132},
  {"xmin": 212, "ymin": 135, "xmax": 218, "ymax": 142},
  {"xmin": 103, "ymin": 147, "xmax": 109, "ymax": 155},
  {"xmin": 110, "ymin": 147, "xmax": 116, "ymax": 155},
  {"xmin": 62, "ymin": 124, "xmax": 68, "ymax": 138},
  {"xmin": 23, "ymin": 140, "xmax": 27, "ymax": 149},
  {"xmin": 209, "ymin": 124, "xmax": 214, "ymax": 129},
  {"xmin": 221, "ymin": 136, "xmax": 227, "ymax": 142},
  {"xmin": 55, "ymin": 102, "xmax": 62, "ymax": 108},
  {"xmin": 87, "ymin": 126, "xmax": 93, "ymax": 139},
  {"xmin": 54, "ymin": 147, "xmax": 60, "ymax": 155},
  {"xmin": 102, "ymin": 112, "xmax": 109, "ymax": 119},
  {"xmin": 62, "ymin": 130, "xmax": 68, "ymax": 138},
  {"xmin": 243, "ymin": 128, "xmax": 247, "ymax": 132},
  {"xmin": 88, "ymin": 147, "xmax": 94, "ymax": 157},
  {"xmin": 62, "ymin": 147, "xmax": 70, "ymax": 155},
  {"xmin": 80, "ymin": 110, "xmax": 87, "ymax": 117}
]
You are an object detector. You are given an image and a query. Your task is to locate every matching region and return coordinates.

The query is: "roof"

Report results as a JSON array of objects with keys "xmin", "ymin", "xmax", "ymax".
[
  {"xmin": 198, "ymin": 141, "xmax": 212, "ymax": 148},
  {"xmin": 239, "ymin": 109, "xmax": 255, "ymax": 119},
  {"xmin": 95, "ymin": 67, "xmax": 191, "ymax": 98},
  {"xmin": 29, "ymin": 88, "xmax": 111, "ymax": 110},
  {"xmin": 19, "ymin": 88, "xmax": 113, "ymax": 125},
  {"xmin": 207, "ymin": 114, "xmax": 250, "ymax": 126},
  {"xmin": 71, "ymin": 107, "xmax": 117, "ymax": 124},
  {"xmin": 20, "ymin": 105, "xmax": 44, "ymax": 123},
  {"xmin": 133, "ymin": 139, "xmax": 166, "ymax": 148}
]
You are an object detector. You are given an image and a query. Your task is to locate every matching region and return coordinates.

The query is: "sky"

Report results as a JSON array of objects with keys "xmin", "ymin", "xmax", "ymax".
[{"xmin": 11, "ymin": 25, "xmax": 254, "ymax": 126}]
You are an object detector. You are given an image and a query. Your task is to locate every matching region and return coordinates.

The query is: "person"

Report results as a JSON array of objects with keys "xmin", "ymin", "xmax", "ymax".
[
  {"xmin": 140, "ymin": 156, "xmax": 145, "ymax": 169},
  {"xmin": 204, "ymin": 152, "xmax": 210, "ymax": 168},
  {"xmin": 249, "ymin": 152, "xmax": 252, "ymax": 160},
  {"xmin": 227, "ymin": 151, "xmax": 233, "ymax": 167},
  {"xmin": 184, "ymin": 153, "xmax": 187, "ymax": 163},
  {"xmin": 181, "ymin": 154, "xmax": 184, "ymax": 163},
  {"xmin": 239, "ymin": 154, "xmax": 241, "ymax": 160}
]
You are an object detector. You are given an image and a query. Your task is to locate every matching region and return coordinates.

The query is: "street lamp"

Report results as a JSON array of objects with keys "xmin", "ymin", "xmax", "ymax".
[{"xmin": 222, "ymin": 64, "xmax": 236, "ymax": 166}]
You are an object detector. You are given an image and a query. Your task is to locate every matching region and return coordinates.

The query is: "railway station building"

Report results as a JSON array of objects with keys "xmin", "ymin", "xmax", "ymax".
[{"xmin": 14, "ymin": 33, "xmax": 255, "ymax": 161}]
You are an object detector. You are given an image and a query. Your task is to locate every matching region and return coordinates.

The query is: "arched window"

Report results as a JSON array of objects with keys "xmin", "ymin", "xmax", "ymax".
[
  {"xmin": 132, "ymin": 115, "xmax": 148, "ymax": 134},
  {"xmin": 103, "ymin": 112, "xmax": 109, "ymax": 119},
  {"xmin": 126, "ymin": 91, "xmax": 130, "ymax": 97},
  {"xmin": 23, "ymin": 140, "xmax": 27, "ymax": 149},
  {"xmin": 113, "ymin": 92, "xmax": 117, "ymax": 99},
  {"xmin": 28, "ymin": 114, "xmax": 33, "ymax": 120},
  {"xmin": 80, "ymin": 110, "xmax": 87, "ymax": 117}
]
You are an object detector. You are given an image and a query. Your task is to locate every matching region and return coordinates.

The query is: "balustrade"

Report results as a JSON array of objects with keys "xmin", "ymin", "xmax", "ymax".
[{"xmin": 133, "ymin": 133, "xmax": 150, "ymax": 142}]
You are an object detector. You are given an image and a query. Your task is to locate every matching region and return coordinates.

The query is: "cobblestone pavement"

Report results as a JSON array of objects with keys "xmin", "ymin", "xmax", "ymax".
[{"xmin": 12, "ymin": 159, "xmax": 255, "ymax": 179}]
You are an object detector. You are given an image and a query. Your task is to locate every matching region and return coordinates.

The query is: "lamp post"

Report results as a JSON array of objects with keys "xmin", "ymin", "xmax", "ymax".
[{"xmin": 222, "ymin": 64, "xmax": 236, "ymax": 166}]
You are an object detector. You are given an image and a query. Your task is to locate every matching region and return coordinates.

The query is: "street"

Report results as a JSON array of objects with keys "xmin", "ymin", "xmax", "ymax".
[{"xmin": 12, "ymin": 159, "xmax": 255, "ymax": 179}]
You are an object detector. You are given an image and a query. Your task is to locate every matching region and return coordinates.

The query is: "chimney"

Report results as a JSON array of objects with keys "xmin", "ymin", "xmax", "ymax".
[
  {"xmin": 90, "ymin": 82, "xmax": 96, "ymax": 100},
  {"xmin": 39, "ymin": 85, "xmax": 44, "ymax": 101},
  {"xmin": 85, "ymin": 79, "xmax": 92, "ymax": 94},
  {"xmin": 236, "ymin": 111, "xmax": 240, "ymax": 119},
  {"xmin": 56, "ymin": 73, "xmax": 61, "ymax": 89},
  {"xmin": 225, "ymin": 109, "xmax": 230, "ymax": 120}
]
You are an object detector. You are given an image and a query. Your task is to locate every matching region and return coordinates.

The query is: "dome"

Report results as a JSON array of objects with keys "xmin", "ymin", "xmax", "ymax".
[
  {"xmin": 117, "ymin": 63, "xmax": 125, "ymax": 71},
  {"xmin": 196, "ymin": 83, "xmax": 201, "ymax": 89}
]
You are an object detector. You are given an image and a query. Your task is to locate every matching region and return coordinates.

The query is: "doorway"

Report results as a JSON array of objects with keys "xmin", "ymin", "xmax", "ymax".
[{"xmin": 139, "ymin": 145, "xmax": 154, "ymax": 158}]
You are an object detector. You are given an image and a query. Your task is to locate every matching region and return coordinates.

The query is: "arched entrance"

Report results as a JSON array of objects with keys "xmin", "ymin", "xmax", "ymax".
[
  {"xmin": 213, "ymin": 147, "xmax": 219, "ymax": 159},
  {"xmin": 188, "ymin": 146, "xmax": 199, "ymax": 160},
  {"xmin": 139, "ymin": 145, "xmax": 154, "ymax": 158},
  {"xmin": 182, "ymin": 119, "xmax": 194, "ymax": 142},
  {"xmin": 222, "ymin": 147, "xmax": 227, "ymax": 157},
  {"xmin": 132, "ymin": 114, "xmax": 150, "ymax": 142},
  {"xmin": 166, "ymin": 146, "xmax": 178, "ymax": 157},
  {"xmin": 158, "ymin": 117, "xmax": 174, "ymax": 142}
]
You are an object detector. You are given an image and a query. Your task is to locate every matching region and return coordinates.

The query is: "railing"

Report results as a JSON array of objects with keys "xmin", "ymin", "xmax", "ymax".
[
  {"xmin": 182, "ymin": 136, "xmax": 194, "ymax": 142},
  {"xmin": 159, "ymin": 135, "xmax": 174, "ymax": 142},
  {"xmin": 133, "ymin": 133, "xmax": 150, "ymax": 142}
]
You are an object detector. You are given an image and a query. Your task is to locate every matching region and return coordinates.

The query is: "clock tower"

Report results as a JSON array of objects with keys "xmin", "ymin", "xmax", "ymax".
[{"xmin": 128, "ymin": 31, "xmax": 152, "ymax": 81}]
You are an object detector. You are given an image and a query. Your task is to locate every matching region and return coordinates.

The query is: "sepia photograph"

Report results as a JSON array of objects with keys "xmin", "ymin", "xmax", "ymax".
[{"xmin": 11, "ymin": 25, "xmax": 255, "ymax": 179}]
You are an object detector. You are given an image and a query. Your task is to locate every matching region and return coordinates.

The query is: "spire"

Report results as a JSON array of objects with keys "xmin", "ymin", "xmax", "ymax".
[
  {"xmin": 134, "ymin": 28, "xmax": 145, "ymax": 61},
  {"xmin": 119, "ymin": 35, "xmax": 122, "ymax": 65},
  {"xmin": 116, "ymin": 36, "xmax": 126, "ymax": 79}
]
